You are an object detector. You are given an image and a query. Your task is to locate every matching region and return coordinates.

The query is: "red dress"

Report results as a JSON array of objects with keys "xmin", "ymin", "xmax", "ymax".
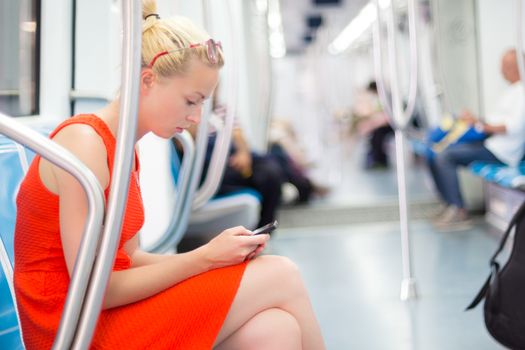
[{"xmin": 14, "ymin": 115, "xmax": 247, "ymax": 349}]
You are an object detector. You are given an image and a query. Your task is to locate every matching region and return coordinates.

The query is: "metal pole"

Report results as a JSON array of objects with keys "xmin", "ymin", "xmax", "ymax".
[
  {"xmin": 71, "ymin": 0, "xmax": 141, "ymax": 347},
  {"xmin": 395, "ymin": 130, "xmax": 417, "ymax": 300},
  {"xmin": 372, "ymin": 0, "xmax": 418, "ymax": 300}
]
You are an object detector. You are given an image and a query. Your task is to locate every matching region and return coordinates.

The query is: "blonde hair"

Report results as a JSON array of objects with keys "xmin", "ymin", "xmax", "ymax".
[{"xmin": 142, "ymin": 0, "xmax": 224, "ymax": 76}]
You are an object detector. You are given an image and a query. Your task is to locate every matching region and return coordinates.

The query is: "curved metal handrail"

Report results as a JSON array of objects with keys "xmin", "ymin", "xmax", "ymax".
[
  {"xmin": 193, "ymin": 0, "xmax": 239, "ymax": 209},
  {"xmin": 71, "ymin": 0, "xmax": 142, "ymax": 348},
  {"xmin": 517, "ymin": 0, "xmax": 525, "ymax": 87},
  {"xmin": 146, "ymin": 130, "xmax": 195, "ymax": 252},
  {"xmin": 152, "ymin": 103, "xmax": 211, "ymax": 252},
  {"xmin": 373, "ymin": 0, "xmax": 418, "ymax": 130},
  {"xmin": 0, "ymin": 113, "xmax": 105, "ymax": 350}
]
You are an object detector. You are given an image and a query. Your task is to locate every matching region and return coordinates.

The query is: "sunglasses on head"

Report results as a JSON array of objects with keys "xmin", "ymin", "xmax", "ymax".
[{"xmin": 147, "ymin": 38, "xmax": 222, "ymax": 68}]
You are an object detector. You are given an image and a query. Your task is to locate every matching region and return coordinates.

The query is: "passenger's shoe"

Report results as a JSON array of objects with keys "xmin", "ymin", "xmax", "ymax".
[
  {"xmin": 432, "ymin": 206, "xmax": 473, "ymax": 231},
  {"xmin": 430, "ymin": 203, "xmax": 449, "ymax": 220}
]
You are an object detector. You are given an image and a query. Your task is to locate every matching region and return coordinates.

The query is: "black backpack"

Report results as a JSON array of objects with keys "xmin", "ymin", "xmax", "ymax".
[{"xmin": 466, "ymin": 201, "xmax": 525, "ymax": 349}]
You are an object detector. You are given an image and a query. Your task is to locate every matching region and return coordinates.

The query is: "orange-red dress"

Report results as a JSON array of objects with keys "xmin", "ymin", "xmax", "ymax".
[{"xmin": 14, "ymin": 114, "xmax": 247, "ymax": 349}]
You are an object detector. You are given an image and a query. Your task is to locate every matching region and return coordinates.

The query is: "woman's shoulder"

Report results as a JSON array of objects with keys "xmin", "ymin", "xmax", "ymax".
[
  {"xmin": 52, "ymin": 121, "xmax": 108, "ymax": 157},
  {"xmin": 47, "ymin": 119, "xmax": 111, "ymax": 190}
]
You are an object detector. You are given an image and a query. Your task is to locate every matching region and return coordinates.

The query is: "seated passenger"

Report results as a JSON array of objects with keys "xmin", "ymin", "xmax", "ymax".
[
  {"xmin": 186, "ymin": 95, "xmax": 286, "ymax": 228},
  {"xmin": 13, "ymin": 3, "xmax": 326, "ymax": 349},
  {"xmin": 352, "ymin": 81, "xmax": 394, "ymax": 169},
  {"xmin": 269, "ymin": 119, "xmax": 330, "ymax": 204},
  {"xmin": 429, "ymin": 49, "xmax": 525, "ymax": 230}
]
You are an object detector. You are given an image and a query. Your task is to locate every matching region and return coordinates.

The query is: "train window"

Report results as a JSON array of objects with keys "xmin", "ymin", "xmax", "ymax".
[{"xmin": 0, "ymin": 0, "xmax": 40, "ymax": 116}]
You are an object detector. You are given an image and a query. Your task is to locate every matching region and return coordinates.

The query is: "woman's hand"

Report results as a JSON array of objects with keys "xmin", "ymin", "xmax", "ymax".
[{"xmin": 198, "ymin": 226, "xmax": 270, "ymax": 269}]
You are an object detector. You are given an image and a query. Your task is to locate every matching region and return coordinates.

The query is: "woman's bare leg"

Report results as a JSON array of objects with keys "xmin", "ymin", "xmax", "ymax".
[
  {"xmin": 214, "ymin": 255, "xmax": 325, "ymax": 350},
  {"xmin": 214, "ymin": 308, "xmax": 301, "ymax": 350}
]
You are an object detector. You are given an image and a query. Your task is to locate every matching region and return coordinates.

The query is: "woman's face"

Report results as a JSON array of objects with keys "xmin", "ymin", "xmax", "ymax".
[{"xmin": 139, "ymin": 58, "xmax": 219, "ymax": 139}]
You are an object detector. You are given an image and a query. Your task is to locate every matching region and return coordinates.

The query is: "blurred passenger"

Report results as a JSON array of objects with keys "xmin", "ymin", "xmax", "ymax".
[
  {"xmin": 269, "ymin": 119, "xmax": 330, "ymax": 203},
  {"xmin": 186, "ymin": 100, "xmax": 285, "ymax": 228},
  {"xmin": 429, "ymin": 49, "xmax": 525, "ymax": 230},
  {"xmin": 14, "ymin": 3, "xmax": 325, "ymax": 349},
  {"xmin": 353, "ymin": 81, "xmax": 394, "ymax": 169}
]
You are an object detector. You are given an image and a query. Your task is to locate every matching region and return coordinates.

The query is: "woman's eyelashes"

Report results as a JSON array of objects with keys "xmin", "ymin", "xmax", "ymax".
[{"xmin": 185, "ymin": 96, "xmax": 205, "ymax": 107}]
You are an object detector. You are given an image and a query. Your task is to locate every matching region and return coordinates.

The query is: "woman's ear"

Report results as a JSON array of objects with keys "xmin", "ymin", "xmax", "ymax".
[{"xmin": 140, "ymin": 69, "xmax": 156, "ymax": 94}]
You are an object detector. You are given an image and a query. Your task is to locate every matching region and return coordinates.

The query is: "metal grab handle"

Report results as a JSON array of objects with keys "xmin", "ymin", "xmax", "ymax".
[
  {"xmin": 193, "ymin": 0, "xmax": 239, "ymax": 209},
  {"xmin": 517, "ymin": 0, "xmax": 525, "ymax": 87},
  {"xmin": 0, "ymin": 113, "xmax": 105, "ymax": 350},
  {"xmin": 71, "ymin": 0, "xmax": 142, "ymax": 348},
  {"xmin": 373, "ymin": 0, "xmax": 419, "ymax": 130}
]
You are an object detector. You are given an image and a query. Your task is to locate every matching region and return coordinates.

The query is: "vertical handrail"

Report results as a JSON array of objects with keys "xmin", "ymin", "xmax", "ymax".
[
  {"xmin": 71, "ymin": 0, "xmax": 142, "ymax": 348},
  {"xmin": 193, "ymin": 0, "xmax": 239, "ymax": 209},
  {"xmin": 372, "ymin": 0, "xmax": 418, "ymax": 301},
  {"xmin": 517, "ymin": 0, "xmax": 525, "ymax": 87},
  {"xmin": 0, "ymin": 113, "xmax": 105, "ymax": 350}
]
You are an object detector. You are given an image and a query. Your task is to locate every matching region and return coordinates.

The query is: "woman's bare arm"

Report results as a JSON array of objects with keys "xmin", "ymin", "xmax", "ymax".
[
  {"xmin": 124, "ymin": 235, "xmax": 171, "ymax": 267},
  {"xmin": 43, "ymin": 124, "xmax": 268, "ymax": 309}
]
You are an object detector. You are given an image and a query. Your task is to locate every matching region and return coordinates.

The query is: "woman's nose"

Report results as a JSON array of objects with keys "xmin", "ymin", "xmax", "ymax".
[{"xmin": 187, "ymin": 106, "xmax": 202, "ymax": 125}]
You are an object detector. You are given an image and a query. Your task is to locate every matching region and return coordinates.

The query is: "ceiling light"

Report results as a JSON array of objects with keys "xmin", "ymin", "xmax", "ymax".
[{"xmin": 328, "ymin": 3, "xmax": 377, "ymax": 55}]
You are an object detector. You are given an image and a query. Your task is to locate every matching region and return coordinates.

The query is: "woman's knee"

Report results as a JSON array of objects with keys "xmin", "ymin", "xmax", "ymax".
[
  {"xmin": 219, "ymin": 308, "xmax": 301, "ymax": 350},
  {"xmin": 254, "ymin": 255, "xmax": 305, "ymax": 297}
]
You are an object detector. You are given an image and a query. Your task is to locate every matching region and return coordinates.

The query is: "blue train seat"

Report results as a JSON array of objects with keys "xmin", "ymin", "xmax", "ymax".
[
  {"xmin": 0, "ymin": 122, "xmax": 55, "ymax": 349},
  {"xmin": 186, "ymin": 189, "xmax": 261, "ymax": 236},
  {"xmin": 469, "ymin": 161, "xmax": 525, "ymax": 190},
  {"xmin": 0, "ymin": 135, "xmax": 30, "ymax": 349}
]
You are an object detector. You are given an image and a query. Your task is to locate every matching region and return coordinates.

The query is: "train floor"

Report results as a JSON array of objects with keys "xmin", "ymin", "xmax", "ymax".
[
  {"xmin": 270, "ymin": 136, "xmax": 504, "ymax": 349},
  {"xmin": 268, "ymin": 220, "xmax": 503, "ymax": 349}
]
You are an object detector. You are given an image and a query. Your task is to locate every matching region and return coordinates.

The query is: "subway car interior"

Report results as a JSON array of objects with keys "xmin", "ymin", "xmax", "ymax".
[{"xmin": 1, "ymin": 0, "xmax": 525, "ymax": 349}]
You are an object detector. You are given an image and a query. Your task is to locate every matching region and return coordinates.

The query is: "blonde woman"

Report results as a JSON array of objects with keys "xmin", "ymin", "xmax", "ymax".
[{"xmin": 13, "ymin": 1, "xmax": 325, "ymax": 349}]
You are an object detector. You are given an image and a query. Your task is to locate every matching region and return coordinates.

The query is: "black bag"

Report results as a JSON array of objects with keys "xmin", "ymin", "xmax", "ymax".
[{"xmin": 466, "ymin": 201, "xmax": 525, "ymax": 349}]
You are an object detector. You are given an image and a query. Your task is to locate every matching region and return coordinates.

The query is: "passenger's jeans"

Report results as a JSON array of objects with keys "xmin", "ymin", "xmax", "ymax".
[{"xmin": 427, "ymin": 142, "xmax": 502, "ymax": 209}]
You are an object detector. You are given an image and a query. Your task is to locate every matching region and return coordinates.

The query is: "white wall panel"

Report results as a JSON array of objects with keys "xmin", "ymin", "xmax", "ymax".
[
  {"xmin": 476, "ymin": 0, "xmax": 517, "ymax": 119},
  {"xmin": 74, "ymin": 0, "xmax": 121, "ymax": 114},
  {"xmin": 39, "ymin": 0, "xmax": 73, "ymax": 120}
]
